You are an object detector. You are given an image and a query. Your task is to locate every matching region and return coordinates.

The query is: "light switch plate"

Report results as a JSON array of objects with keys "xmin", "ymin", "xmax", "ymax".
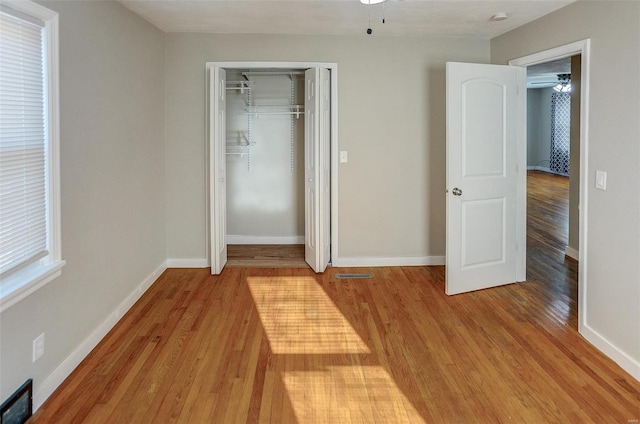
[
  {"xmin": 340, "ymin": 151, "xmax": 348, "ymax": 163},
  {"xmin": 595, "ymin": 170, "xmax": 607, "ymax": 190}
]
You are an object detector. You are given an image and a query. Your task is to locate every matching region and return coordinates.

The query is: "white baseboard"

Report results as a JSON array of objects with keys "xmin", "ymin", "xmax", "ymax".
[
  {"xmin": 527, "ymin": 165, "xmax": 552, "ymax": 172},
  {"xmin": 165, "ymin": 258, "xmax": 209, "ymax": 268},
  {"xmin": 226, "ymin": 235, "xmax": 304, "ymax": 245},
  {"xmin": 527, "ymin": 166, "xmax": 570, "ymax": 177},
  {"xmin": 33, "ymin": 261, "xmax": 167, "ymax": 411},
  {"xmin": 565, "ymin": 246, "xmax": 579, "ymax": 261},
  {"xmin": 332, "ymin": 256, "xmax": 445, "ymax": 267},
  {"xmin": 581, "ymin": 324, "xmax": 640, "ymax": 382}
]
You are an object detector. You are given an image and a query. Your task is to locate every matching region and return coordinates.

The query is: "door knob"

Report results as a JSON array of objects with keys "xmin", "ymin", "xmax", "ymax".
[{"xmin": 452, "ymin": 187, "xmax": 462, "ymax": 196}]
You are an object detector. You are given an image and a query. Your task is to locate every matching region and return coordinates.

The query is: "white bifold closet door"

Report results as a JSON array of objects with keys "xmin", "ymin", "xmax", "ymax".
[
  {"xmin": 210, "ymin": 67, "xmax": 228, "ymax": 274},
  {"xmin": 304, "ymin": 67, "xmax": 330, "ymax": 273}
]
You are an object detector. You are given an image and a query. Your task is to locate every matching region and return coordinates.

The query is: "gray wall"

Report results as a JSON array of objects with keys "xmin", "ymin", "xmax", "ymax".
[
  {"xmin": 527, "ymin": 88, "xmax": 553, "ymax": 169},
  {"xmin": 526, "ymin": 88, "xmax": 541, "ymax": 167},
  {"xmin": 0, "ymin": 1, "xmax": 166, "ymax": 403},
  {"xmin": 164, "ymin": 34, "xmax": 490, "ymax": 261},
  {"xmin": 493, "ymin": 0, "xmax": 640, "ymax": 371}
]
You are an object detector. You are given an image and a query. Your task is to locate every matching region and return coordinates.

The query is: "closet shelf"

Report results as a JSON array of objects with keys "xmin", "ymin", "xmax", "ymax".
[
  {"xmin": 226, "ymin": 143, "xmax": 255, "ymax": 156},
  {"xmin": 244, "ymin": 105, "xmax": 305, "ymax": 119},
  {"xmin": 242, "ymin": 71, "xmax": 304, "ymax": 80},
  {"xmin": 226, "ymin": 81, "xmax": 251, "ymax": 93}
]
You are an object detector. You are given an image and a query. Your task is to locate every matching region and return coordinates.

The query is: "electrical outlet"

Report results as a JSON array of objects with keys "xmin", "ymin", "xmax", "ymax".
[{"xmin": 33, "ymin": 333, "xmax": 45, "ymax": 362}]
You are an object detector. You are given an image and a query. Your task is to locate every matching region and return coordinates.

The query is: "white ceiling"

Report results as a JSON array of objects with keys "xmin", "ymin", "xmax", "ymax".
[{"xmin": 117, "ymin": 0, "xmax": 575, "ymax": 39}]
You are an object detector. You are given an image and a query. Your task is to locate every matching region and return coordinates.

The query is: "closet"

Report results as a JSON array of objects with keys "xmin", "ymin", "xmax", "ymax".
[
  {"xmin": 209, "ymin": 63, "xmax": 332, "ymax": 274},
  {"xmin": 225, "ymin": 70, "xmax": 306, "ymax": 267}
]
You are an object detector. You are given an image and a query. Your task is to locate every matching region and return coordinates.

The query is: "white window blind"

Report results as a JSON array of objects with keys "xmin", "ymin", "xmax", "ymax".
[{"xmin": 0, "ymin": 8, "xmax": 48, "ymax": 277}]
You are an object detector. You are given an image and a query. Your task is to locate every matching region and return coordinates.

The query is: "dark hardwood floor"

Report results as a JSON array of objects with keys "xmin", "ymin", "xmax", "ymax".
[
  {"xmin": 526, "ymin": 170, "xmax": 578, "ymax": 329},
  {"xmin": 30, "ymin": 171, "xmax": 640, "ymax": 423}
]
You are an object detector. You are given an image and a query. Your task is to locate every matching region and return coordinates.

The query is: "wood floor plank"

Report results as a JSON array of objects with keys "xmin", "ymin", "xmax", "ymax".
[{"xmin": 29, "ymin": 172, "xmax": 640, "ymax": 423}]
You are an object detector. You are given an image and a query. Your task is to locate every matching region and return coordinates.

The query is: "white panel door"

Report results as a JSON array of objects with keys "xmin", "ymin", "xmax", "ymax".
[
  {"xmin": 446, "ymin": 62, "xmax": 525, "ymax": 295},
  {"xmin": 304, "ymin": 68, "xmax": 330, "ymax": 273},
  {"xmin": 210, "ymin": 67, "xmax": 227, "ymax": 274}
]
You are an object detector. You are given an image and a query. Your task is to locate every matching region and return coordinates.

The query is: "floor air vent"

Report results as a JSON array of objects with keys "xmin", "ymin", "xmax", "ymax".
[{"xmin": 335, "ymin": 273, "xmax": 372, "ymax": 279}]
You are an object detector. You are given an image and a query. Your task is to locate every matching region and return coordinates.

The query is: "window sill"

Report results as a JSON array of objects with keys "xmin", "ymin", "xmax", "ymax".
[{"xmin": 0, "ymin": 260, "xmax": 66, "ymax": 313}]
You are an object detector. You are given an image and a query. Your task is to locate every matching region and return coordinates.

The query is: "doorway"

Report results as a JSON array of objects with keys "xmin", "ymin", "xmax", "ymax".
[
  {"xmin": 525, "ymin": 54, "xmax": 580, "ymax": 328},
  {"xmin": 510, "ymin": 40, "xmax": 590, "ymax": 333},
  {"xmin": 444, "ymin": 40, "xmax": 590, "ymax": 326},
  {"xmin": 207, "ymin": 62, "xmax": 339, "ymax": 274}
]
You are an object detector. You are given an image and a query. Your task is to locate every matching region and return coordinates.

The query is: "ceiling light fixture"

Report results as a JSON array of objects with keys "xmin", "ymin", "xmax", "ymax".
[
  {"xmin": 360, "ymin": 0, "xmax": 386, "ymax": 4},
  {"xmin": 553, "ymin": 73, "xmax": 572, "ymax": 93}
]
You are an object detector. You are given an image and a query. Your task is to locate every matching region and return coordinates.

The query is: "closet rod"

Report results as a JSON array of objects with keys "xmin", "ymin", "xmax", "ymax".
[
  {"xmin": 242, "ymin": 71, "xmax": 304, "ymax": 77},
  {"xmin": 245, "ymin": 106, "xmax": 304, "ymax": 111},
  {"xmin": 243, "ymin": 111, "xmax": 305, "ymax": 118}
]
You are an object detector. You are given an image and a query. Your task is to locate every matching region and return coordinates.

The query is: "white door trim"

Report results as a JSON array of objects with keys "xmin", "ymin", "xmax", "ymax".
[
  {"xmin": 508, "ymin": 39, "xmax": 591, "ymax": 334},
  {"xmin": 205, "ymin": 61, "xmax": 339, "ymax": 268}
]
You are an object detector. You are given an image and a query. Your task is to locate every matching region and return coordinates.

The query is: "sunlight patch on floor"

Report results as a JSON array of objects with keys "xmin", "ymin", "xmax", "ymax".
[
  {"xmin": 247, "ymin": 276, "xmax": 370, "ymax": 354},
  {"xmin": 282, "ymin": 366, "xmax": 425, "ymax": 423}
]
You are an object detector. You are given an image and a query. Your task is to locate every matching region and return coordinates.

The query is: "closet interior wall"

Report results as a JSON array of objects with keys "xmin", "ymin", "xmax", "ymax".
[{"xmin": 225, "ymin": 70, "xmax": 306, "ymax": 244}]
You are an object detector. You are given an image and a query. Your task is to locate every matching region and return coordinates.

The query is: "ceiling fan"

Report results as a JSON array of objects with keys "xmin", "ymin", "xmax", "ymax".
[
  {"xmin": 361, "ymin": 0, "xmax": 387, "ymax": 35},
  {"xmin": 528, "ymin": 73, "xmax": 571, "ymax": 91}
]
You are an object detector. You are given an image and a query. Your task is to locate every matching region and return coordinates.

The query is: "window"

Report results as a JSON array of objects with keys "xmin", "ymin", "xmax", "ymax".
[{"xmin": 0, "ymin": 1, "xmax": 64, "ymax": 312}]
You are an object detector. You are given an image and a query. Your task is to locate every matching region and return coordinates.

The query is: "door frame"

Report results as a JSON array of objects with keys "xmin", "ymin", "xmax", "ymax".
[
  {"xmin": 205, "ymin": 61, "xmax": 339, "ymax": 269},
  {"xmin": 509, "ymin": 39, "xmax": 591, "ymax": 333}
]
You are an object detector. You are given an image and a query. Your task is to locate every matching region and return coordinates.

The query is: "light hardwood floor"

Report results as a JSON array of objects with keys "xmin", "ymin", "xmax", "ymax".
[
  {"xmin": 30, "ymin": 172, "xmax": 640, "ymax": 423},
  {"xmin": 227, "ymin": 244, "xmax": 308, "ymax": 268}
]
